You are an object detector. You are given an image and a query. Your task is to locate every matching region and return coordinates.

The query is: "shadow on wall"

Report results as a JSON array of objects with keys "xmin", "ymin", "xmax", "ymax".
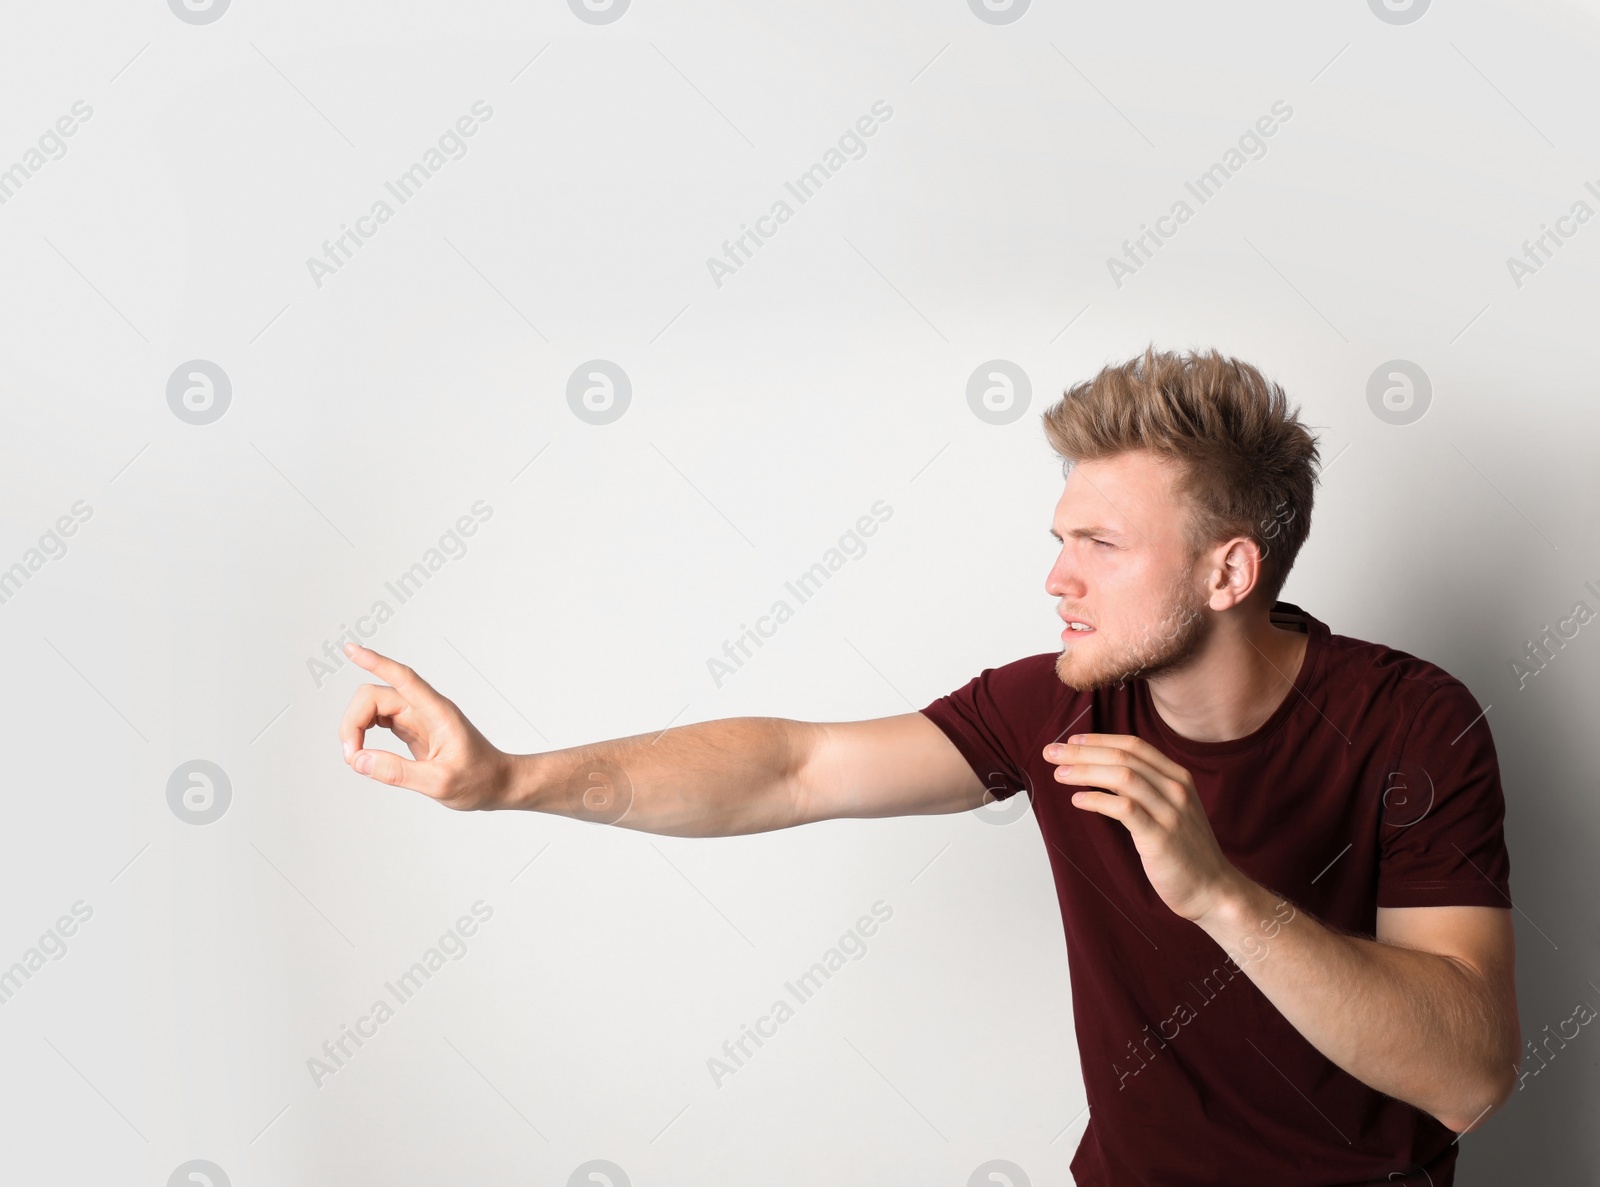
[
  {"xmin": 1456, "ymin": 707, "xmax": 1598, "ymax": 1187},
  {"xmin": 1381, "ymin": 540, "xmax": 1600, "ymax": 1186}
]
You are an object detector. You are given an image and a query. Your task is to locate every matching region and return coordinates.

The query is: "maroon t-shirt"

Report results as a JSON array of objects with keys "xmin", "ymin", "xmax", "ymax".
[{"xmin": 919, "ymin": 603, "xmax": 1512, "ymax": 1187}]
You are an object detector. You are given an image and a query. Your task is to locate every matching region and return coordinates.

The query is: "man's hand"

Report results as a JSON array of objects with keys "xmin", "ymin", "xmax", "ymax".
[
  {"xmin": 1044, "ymin": 732, "xmax": 1520, "ymax": 1132},
  {"xmin": 1043, "ymin": 732, "xmax": 1240, "ymax": 923},
  {"xmin": 338, "ymin": 642, "xmax": 514, "ymax": 810}
]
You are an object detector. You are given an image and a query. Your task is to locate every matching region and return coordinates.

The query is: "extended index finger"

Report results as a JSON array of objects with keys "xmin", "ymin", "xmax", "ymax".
[{"xmin": 343, "ymin": 642, "xmax": 446, "ymax": 707}]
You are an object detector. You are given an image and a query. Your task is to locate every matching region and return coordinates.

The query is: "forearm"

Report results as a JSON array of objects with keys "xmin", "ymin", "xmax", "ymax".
[
  {"xmin": 502, "ymin": 716, "xmax": 816, "ymax": 837},
  {"xmin": 1198, "ymin": 874, "xmax": 1517, "ymax": 1132}
]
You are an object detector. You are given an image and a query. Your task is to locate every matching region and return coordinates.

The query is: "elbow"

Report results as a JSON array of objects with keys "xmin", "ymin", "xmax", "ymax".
[
  {"xmin": 1434, "ymin": 1063, "xmax": 1517, "ymax": 1135},
  {"xmin": 1432, "ymin": 968, "xmax": 1521, "ymax": 1136}
]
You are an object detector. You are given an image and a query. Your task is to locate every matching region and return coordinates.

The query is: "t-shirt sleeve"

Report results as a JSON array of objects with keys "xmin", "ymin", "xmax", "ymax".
[
  {"xmin": 918, "ymin": 654, "xmax": 1064, "ymax": 803},
  {"xmin": 1376, "ymin": 681, "xmax": 1513, "ymax": 909}
]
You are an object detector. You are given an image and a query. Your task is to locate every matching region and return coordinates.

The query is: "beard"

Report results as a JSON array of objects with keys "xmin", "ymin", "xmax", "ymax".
[{"xmin": 1055, "ymin": 576, "xmax": 1212, "ymax": 691}]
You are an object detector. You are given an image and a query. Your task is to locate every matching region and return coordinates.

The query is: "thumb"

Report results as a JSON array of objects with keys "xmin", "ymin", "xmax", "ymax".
[{"xmin": 353, "ymin": 747, "xmax": 428, "ymax": 792}]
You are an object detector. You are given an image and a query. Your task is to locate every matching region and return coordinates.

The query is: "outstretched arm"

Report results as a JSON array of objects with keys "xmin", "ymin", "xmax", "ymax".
[{"xmin": 337, "ymin": 642, "xmax": 990, "ymax": 836}]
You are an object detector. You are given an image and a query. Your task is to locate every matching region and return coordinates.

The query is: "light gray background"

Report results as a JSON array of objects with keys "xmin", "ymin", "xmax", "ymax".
[{"xmin": 2, "ymin": 0, "xmax": 1597, "ymax": 1183}]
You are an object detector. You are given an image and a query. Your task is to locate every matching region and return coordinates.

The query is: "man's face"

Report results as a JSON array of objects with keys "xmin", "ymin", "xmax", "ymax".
[{"xmin": 1046, "ymin": 450, "xmax": 1213, "ymax": 691}]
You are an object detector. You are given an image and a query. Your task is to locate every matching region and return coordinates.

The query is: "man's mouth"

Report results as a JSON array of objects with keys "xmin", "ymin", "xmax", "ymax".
[{"xmin": 1061, "ymin": 616, "xmax": 1095, "ymax": 639}]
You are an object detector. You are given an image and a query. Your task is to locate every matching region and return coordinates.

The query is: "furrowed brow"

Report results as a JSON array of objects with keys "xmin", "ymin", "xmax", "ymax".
[{"xmin": 1051, "ymin": 526, "xmax": 1123, "ymax": 541}]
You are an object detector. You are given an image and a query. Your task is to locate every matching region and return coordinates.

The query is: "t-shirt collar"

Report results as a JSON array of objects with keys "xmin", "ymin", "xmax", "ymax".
[{"xmin": 1133, "ymin": 602, "xmax": 1329, "ymax": 759}]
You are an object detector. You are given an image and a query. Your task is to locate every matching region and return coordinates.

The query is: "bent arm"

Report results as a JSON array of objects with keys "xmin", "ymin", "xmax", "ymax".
[
  {"xmin": 505, "ymin": 711, "xmax": 991, "ymax": 837},
  {"xmin": 1198, "ymin": 877, "xmax": 1520, "ymax": 1134}
]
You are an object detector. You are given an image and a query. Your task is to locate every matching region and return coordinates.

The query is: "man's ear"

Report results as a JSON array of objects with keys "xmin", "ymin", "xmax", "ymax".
[{"xmin": 1204, "ymin": 536, "xmax": 1263, "ymax": 610}]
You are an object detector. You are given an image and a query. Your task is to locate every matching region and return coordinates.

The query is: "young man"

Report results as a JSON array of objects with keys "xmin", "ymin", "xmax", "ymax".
[{"xmin": 338, "ymin": 347, "xmax": 1518, "ymax": 1186}]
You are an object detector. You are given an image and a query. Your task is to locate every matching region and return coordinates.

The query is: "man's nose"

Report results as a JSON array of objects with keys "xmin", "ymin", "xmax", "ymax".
[{"xmin": 1046, "ymin": 556, "xmax": 1084, "ymax": 598}]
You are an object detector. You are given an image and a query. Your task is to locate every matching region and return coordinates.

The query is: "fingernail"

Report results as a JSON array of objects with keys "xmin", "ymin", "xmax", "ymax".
[
  {"xmin": 344, "ymin": 641, "xmax": 358, "ymax": 656},
  {"xmin": 342, "ymin": 741, "xmax": 352, "ymax": 760},
  {"xmin": 354, "ymin": 751, "xmax": 373, "ymax": 774},
  {"xmin": 1044, "ymin": 745, "xmax": 1062, "ymax": 759}
]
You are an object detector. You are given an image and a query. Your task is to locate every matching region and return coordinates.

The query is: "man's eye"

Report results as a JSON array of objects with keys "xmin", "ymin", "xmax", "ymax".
[{"xmin": 1093, "ymin": 539, "xmax": 1113, "ymax": 548}]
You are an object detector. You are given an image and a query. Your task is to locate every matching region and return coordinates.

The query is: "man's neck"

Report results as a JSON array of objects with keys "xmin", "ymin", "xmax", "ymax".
[{"xmin": 1146, "ymin": 609, "xmax": 1310, "ymax": 744}]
